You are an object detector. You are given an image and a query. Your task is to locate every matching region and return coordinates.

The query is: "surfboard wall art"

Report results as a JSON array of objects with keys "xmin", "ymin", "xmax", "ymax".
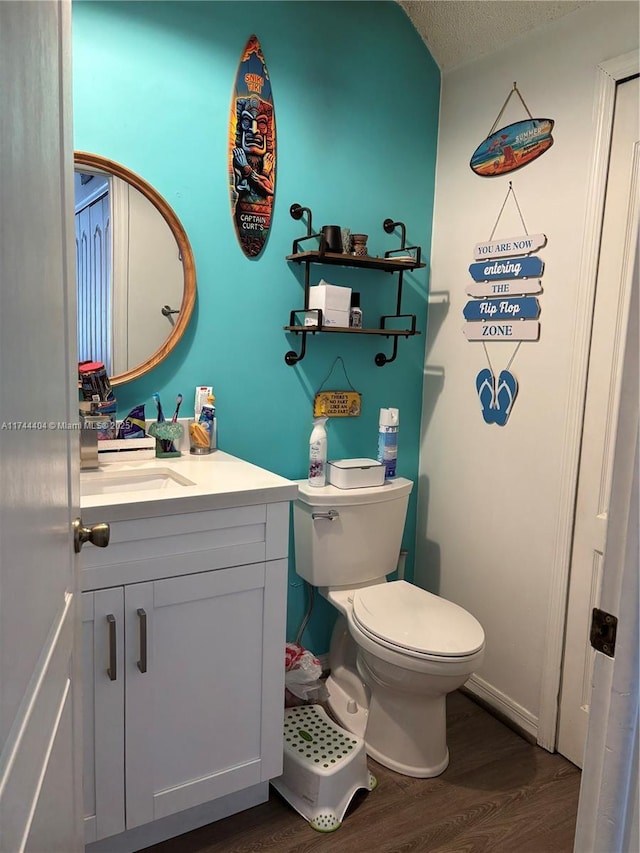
[
  {"xmin": 470, "ymin": 83, "xmax": 554, "ymax": 178},
  {"xmin": 470, "ymin": 118, "xmax": 554, "ymax": 177},
  {"xmin": 229, "ymin": 35, "xmax": 276, "ymax": 258}
]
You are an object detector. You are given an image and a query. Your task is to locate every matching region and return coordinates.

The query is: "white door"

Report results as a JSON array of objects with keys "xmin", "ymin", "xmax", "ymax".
[
  {"xmin": 557, "ymin": 76, "xmax": 639, "ymax": 767},
  {"xmin": 0, "ymin": 2, "xmax": 83, "ymax": 852},
  {"xmin": 573, "ymin": 232, "xmax": 639, "ymax": 853}
]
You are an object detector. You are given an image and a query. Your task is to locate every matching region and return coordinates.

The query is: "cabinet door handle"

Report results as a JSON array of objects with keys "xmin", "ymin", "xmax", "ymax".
[
  {"xmin": 106, "ymin": 614, "xmax": 117, "ymax": 681},
  {"xmin": 136, "ymin": 608, "xmax": 147, "ymax": 673}
]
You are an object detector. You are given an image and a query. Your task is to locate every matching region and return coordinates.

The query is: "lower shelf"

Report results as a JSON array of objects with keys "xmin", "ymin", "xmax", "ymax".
[{"xmin": 283, "ymin": 325, "xmax": 421, "ymax": 337}]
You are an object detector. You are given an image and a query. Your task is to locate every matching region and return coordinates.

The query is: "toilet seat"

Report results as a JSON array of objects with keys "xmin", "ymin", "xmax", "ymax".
[{"xmin": 351, "ymin": 580, "xmax": 485, "ymax": 659}]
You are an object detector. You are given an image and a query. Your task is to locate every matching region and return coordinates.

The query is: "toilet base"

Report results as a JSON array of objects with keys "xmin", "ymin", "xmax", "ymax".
[
  {"xmin": 365, "ymin": 739, "xmax": 449, "ymax": 779},
  {"xmin": 325, "ymin": 673, "xmax": 368, "ymax": 740},
  {"xmin": 357, "ymin": 651, "xmax": 451, "ymax": 778}
]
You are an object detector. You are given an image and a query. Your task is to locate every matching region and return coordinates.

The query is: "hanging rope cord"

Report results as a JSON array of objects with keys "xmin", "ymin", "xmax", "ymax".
[
  {"xmin": 316, "ymin": 355, "xmax": 357, "ymax": 393},
  {"xmin": 487, "ymin": 82, "xmax": 533, "ymax": 137}
]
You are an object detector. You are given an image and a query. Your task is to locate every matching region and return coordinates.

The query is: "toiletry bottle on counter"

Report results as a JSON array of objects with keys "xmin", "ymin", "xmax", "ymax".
[
  {"xmin": 377, "ymin": 407, "xmax": 399, "ymax": 478},
  {"xmin": 308, "ymin": 417, "xmax": 328, "ymax": 487},
  {"xmin": 349, "ymin": 292, "xmax": 362, "ymax": 328}
]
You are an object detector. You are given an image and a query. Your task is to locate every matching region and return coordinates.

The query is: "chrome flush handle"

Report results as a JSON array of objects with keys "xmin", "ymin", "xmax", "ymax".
[{"xmin": 311, "ymin": 509, "xmax": 339, "ymax": 521}]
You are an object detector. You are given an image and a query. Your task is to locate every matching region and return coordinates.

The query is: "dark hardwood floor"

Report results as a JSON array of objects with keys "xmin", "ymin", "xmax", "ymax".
[{"xmin": 141, "ymin": 692, "xmax": 581, "ymax": 853}]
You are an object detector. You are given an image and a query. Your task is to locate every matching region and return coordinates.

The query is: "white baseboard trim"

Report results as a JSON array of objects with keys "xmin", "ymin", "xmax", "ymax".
[{"xmin": 464, "ymin": 674, "xmax": 539, "ymax": 743}]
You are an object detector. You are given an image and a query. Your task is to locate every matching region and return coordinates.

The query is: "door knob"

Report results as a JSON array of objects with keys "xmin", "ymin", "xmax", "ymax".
[{"xmin": 73, "ymin": 518, "xmax": 110, "ymax": 553}]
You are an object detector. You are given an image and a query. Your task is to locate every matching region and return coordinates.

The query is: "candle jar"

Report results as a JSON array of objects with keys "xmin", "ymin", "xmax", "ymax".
[{"xmin": 351, "ymin": 234, "xmax": 368, "ymax": 256}]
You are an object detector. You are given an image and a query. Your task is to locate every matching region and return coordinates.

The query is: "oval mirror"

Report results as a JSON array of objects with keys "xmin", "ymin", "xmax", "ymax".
[{"xmin": 74, "ymin": 152, "xmax": 196, "ymax": 386}]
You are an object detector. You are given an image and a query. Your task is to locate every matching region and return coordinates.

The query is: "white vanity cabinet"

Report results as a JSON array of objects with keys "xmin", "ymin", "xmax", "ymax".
[{"xmin": 80, "ymin": 454, "xmax": 297, "ymax": 852}]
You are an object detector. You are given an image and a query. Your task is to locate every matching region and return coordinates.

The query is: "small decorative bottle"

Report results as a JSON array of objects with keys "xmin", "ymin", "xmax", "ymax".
[
  {"xmin": 308, "ymin": 417, "xmax": 328, "ymax": 487},
  {"xmin": 349, "ymin": 292, "xmax": 363, "ymax": 328}
]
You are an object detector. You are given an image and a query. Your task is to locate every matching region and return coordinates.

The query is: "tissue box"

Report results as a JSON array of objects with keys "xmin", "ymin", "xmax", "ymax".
[
  {"xmin": 305, "ymin": 280, "xmax": 351, "ymax": 327},
  {"xmin": 327, "ymin": 458, "xmax": 385, "ymax": 489}
]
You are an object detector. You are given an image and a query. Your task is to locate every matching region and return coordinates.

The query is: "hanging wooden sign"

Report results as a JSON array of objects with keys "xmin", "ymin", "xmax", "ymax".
[
  {"xmin": 466, "ymin": 279, "xmax": 543, "ymax": 298},
  {"xmin": 229, "ymin": 35, "xmax": 276, "ymax": 258},
  {"xmin": 463, "ymin": 320, "xmax": 540, "ymax": 342},
  {"xmin": 463, "ymin": 296, "xmax": 540, "ymax": 322},
  {"xmin": 470, "ymin": 83, "xmax": 554, "ymax": 177},
  {"xmin": 470, "ymin": 119, "xmax": 554, "ymax": 177},
  {"xmin": 466, "ymin": 183, "xmax": 547, "ymax": 425},
  {"xmin": 469, "ymin": 256, "xmax": 544, "ymax": 282},
  {"xmin": 313, "ymin": 391, "xmax": 362, "ymax": 418},
  {"xmin": 474, "ymin": 233, "xmax": 546, "ymax": 260},
  {"xmin": 313, "ymin": 356, "xmax": 361, "ymax": 418}
]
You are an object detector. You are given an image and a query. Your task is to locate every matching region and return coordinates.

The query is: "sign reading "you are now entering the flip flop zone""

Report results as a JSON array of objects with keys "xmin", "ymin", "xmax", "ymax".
[
  {"xmin": 463, "ymin": 239, "xmax": 545, "ymax": 342},
  {"xmin": 463, "ymin": 228, "xmax": 547, "ymax": 426}
]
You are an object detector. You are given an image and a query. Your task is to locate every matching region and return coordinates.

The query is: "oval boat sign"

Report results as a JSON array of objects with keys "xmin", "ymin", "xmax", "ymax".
[
  {"xmin": 229, "ymin": 35, "xmax": 276, "ymax": 258},
  {"xmin": 470, "ymin": 118, "xmax": 554, "ymax": 177}
]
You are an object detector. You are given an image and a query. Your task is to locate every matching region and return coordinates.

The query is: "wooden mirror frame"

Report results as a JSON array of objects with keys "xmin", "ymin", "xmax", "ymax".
[{"xmin": 74, "ymin": 151, "xmax": 196, "ymax": 386}]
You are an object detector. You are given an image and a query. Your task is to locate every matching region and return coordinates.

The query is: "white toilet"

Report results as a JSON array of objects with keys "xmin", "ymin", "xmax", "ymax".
[{"xmin": 293, "ymin": 477, "xmax": 485, "ymax": 778}]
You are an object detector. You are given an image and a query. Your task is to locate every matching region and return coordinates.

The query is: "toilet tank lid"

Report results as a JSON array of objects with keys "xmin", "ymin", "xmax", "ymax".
[
  {"xmin": 352, "ymin": 581, "xmax": 485, "ymax": 657},
  {"xmin": 295, "ymin": 477, "xmax": 413, "ymax": 506}
]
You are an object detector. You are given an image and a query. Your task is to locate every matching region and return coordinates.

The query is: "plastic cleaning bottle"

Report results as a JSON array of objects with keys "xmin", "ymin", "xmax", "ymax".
[
  {"xmin": 308, "ymin": 417, "xmax": 328, "ymax": 487},
  {"xmin": 377, "ymin": 407, "xmax": 399, "ymax": 478}
]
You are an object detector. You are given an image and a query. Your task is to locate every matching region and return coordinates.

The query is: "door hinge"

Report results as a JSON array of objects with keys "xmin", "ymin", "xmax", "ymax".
[{"xmin": 590, "ymin": 607, "xmax": 617, "ymax": 657}]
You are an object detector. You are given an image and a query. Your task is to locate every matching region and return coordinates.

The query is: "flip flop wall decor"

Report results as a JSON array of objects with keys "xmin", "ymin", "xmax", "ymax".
[{"xmin": 475, "ymin": 369, "xmax": 518, "ymax": 426}]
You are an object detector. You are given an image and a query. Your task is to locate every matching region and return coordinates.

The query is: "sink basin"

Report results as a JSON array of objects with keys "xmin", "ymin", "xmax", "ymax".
[{"xmin": 81, "ymin": 468, "xmax": 195, "ymax": 496}]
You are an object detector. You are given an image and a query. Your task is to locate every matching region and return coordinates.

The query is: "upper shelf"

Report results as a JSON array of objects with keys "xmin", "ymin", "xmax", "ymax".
[{"xmin": 285, "ymin": 250, "xmax": 426, "ymax": 273}]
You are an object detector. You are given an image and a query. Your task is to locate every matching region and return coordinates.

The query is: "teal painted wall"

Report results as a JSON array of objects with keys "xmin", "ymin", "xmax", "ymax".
[{"xmin": 72, "ymin": 0, "xmax": 439, "ymax": 654}]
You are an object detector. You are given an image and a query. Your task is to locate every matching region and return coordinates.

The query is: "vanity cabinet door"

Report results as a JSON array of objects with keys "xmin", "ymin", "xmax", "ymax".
[
  {"xmin": 82, "ymin": 588, "xmax": 125, "ymax": 844},
  {"xmin": 124, "ymin": 560, "xmax": 287, "ymax": 830}
]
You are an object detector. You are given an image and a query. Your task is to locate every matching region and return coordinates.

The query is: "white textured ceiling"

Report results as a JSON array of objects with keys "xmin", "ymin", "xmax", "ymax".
[{"xmin": 398, "ymin": 1, "xmax": 592, "ymax": 71}]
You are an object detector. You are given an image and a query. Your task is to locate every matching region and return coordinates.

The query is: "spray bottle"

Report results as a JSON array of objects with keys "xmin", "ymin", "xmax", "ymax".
[
  {"xmin": 308, "ymin": 417, "xmax": 329, "ymax": 487},
  {"xmin": 377, "ymin": 407, "xmax": 399, "ymax": 478}
]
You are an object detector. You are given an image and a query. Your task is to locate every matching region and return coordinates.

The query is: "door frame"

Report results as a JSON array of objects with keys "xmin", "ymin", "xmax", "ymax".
[{"xmin": 537, "ymin": 48, "xmax": 640, "ymax": 751}]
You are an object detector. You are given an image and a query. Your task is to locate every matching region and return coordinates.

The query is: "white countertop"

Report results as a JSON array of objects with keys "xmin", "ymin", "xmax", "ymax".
[{"xmin": 81, "ymin": 450, "xmax": 298, "ymax": 523}]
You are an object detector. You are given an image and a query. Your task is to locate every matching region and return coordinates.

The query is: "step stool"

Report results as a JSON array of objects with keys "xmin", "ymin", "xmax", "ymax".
[{"xmin": 270, "ymin": 704, "xmax": 377, "ymax": 832}]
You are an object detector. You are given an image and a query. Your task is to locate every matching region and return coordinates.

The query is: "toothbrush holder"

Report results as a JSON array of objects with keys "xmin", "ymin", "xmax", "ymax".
[{"xmin": 148, "ymin": 422, "xmax": 183, "ymax": 458}]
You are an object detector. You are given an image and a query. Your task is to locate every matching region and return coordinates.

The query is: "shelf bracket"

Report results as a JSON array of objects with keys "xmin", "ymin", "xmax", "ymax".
[
  {"xmin": 375, "ymin": 336, "xmax": 399, "ymax": 366},
  {"xmin": 290, "ymin": 203, "xmax": 328, "ymax": 254},
  {"xmin": 383, "ymin": 217, "xmax": 406, "ymax": 247},
  {"xmin": 285, "ymin": 330, "xmax": 308, "ymax": 365},
  {"xmin": 284, "ymin": 309, "xmax": 321, "ymax": 365},
  {"xmin": 375, "ymin": 312, "xmax": 417, "ymax": 366}
]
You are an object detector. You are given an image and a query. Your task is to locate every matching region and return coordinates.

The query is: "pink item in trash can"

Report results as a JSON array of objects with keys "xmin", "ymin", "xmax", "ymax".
[{"xmin": 284, "ymin": 643, "xmax": 327, "ymax": 707}]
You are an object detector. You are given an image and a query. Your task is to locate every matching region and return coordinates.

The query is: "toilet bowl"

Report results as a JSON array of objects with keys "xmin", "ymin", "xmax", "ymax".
[{"xmin": 293, "ymin": 478, "xmax": 485, "ymax": 778}]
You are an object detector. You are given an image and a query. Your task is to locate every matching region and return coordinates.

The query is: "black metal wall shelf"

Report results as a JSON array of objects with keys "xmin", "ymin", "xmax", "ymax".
[
  {"xmin": 286, "ymin": 250, "xmax": 425, "ymax": 274},
  {"xmin": 283, "ymin": 203, "xmax": 424, "ymax": 367}
]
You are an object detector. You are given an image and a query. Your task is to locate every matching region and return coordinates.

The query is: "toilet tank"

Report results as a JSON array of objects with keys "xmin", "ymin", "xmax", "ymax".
[{"xmin": 293, "ymin": 478, "xmax": 413, "ymax": 587}]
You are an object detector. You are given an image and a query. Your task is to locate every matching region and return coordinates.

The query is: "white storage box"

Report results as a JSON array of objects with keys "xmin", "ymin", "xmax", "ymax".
[
  {"xmin": 327, "ymin": 458, "xmax": 385, "ymax": 489},
  {"xmin": 305, "ymin": 280, "xmax": 351, "ymax": 327}
]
